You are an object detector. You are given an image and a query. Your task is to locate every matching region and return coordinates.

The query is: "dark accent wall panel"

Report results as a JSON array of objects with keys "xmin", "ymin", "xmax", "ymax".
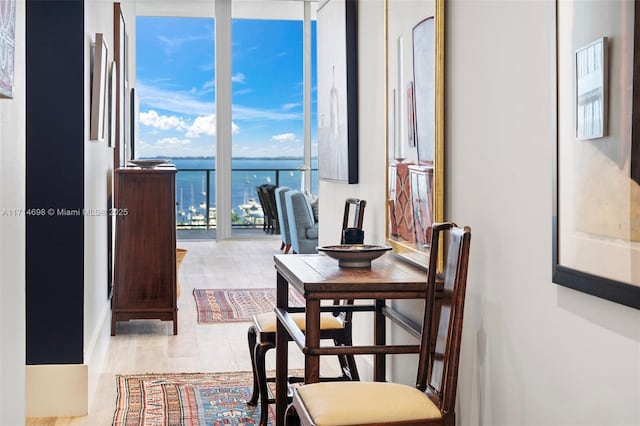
[{"xmin": 26, "ymin": 0, "xmax": 84, "ymax": 364}]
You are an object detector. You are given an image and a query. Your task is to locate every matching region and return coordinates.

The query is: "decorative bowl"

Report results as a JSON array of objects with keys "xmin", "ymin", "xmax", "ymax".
[
  {"xmin": 127, "ymin": 159, "xmax": 169, "ymax": 169},
  {"xmin": 317, "ymin": 244, "xmax": 392, "ymax": 268}
]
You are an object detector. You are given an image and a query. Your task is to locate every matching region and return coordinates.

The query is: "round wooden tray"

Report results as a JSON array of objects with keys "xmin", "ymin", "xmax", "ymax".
[{"xmin": 317, "ymin": 244, "xmax": 392, "ymax": 268}]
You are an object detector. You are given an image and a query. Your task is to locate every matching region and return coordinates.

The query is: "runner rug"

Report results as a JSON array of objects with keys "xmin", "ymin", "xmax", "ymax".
[
  {"xmin": 112, "ymin": 371, "xmax": 273, "ymax": 425},
  {"xmin": 193, "ymin": 288, "xmax": 305, "ymax": 324}
]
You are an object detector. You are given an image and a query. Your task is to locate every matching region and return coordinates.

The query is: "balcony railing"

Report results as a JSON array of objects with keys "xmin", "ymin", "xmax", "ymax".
[{"xmin": 175, "ymin": 167, "xmax": 318, "ymax": 230}]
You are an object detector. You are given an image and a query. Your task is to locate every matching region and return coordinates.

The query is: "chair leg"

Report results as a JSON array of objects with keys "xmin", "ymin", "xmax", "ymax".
[
  {"xmin": 345, "ymin": 354, "xmax": 360, "ymax": 381},
  {"xmin": 334, "ymin": 338, "xmax": 360, "ymax": 381},
  {"xmin": 255, "ymin": 341, "xmax": 275, "ymax": 426},
  {"xmin": 285, "ymin": 404, "xmax": 301, "ymax": 426},
  {"xmin": 246, "ymin": 325, "xmax": 260, "ymax": 406}
]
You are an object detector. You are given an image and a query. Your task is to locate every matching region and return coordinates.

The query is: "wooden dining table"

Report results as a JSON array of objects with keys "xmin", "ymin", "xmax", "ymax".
[{"xmin": 273, "ymin": 253, "xmax": 429, "ymax": 425}]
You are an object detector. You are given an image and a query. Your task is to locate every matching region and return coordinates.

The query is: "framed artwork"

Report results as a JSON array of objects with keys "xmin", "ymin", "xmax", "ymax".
[
  {"xmin": 90, "ymin": 33, "xmax": 108, "ymax": 141},
  {"xmin": 386, "ymin": 0, "xmax": 444, "ymax": 269},
  {"xmin": 554, "ymin": 1, "xmax": 640, "ymax": 309},
  {"xmin": 406, "ymin": 81, "xmax": 416, "ymax": 148},
  {"xmin": 108, "ymin": 61, "xmax": 116, "ymax": 148},
  {"xmin": 413, "ymin": 17, "xmax": 435, "ymax": 165},
  {"xmin": 0, "ymin": 0, "xmax": 16, "ymax": 99},
  {"xmin": 317, "ymin": 0, "xmax": 358, "ymax": 184},
  {"xmin": 409, "ymin": 165, "xmax": 434, "ymax": 248},
  {"xmin": 130, "ymin": 87, "xmax": 136, "ymax": 159},
  {"xmin": 114, "ymin": 2, "xmax": 128, "ymax": 167},
  {"xmin": 575, "ymin": 37, "xmax": 608, "ymax": 140},
  {"xmin": 389, "ymin": 89, "xmax": 398, "ymax": 162}
]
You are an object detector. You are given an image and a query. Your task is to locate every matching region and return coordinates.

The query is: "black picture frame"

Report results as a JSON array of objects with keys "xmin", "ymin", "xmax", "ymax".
[
  {"xmin": 317, "ymin": 0, "xmax": 358, "ymax": 184},
  {"xmin": 130, "ymin": 87, "xmax": 136, "ymax": 159},
  {"xmin": 553, "ymin": 1, "xmax": 640, "ymax": 310}
]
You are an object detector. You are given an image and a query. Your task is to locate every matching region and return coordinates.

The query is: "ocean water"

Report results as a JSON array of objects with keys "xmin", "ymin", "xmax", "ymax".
[{"xmin": 168, "ymin": 157, "xmax": 318, "ymax": 225}]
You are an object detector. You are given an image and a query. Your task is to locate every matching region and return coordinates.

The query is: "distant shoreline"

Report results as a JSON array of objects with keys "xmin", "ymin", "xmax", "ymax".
[{"xmin": 146, "ymin": 156, "xmax": 319, "ymax": 161}]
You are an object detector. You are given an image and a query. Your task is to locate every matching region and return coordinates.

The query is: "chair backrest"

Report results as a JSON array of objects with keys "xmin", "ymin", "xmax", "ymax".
[
  {"xmin": 342, "ymin": 198, "xmax": 366, "ymax": 230},
  {"xmin": 275, "ymin": 187, "xmax": 291, "ymax": 244},
  {"xmin": 265, "ymin": 184, "xmax": 279, "ymax": 230},
  {"xmin": 416, "ymin": 222, "xmax": 471, "ymax": 415},
  {"xmin": 285, "ymin": 190, "xmax": 318, "ymax": 254},
  {"xmin": 256, "ymin": 185, "xmax": 269, "ymax": 220},
  {"xmin": 341, "ymin": 198, "xmax": 366, "ymax": 244}
]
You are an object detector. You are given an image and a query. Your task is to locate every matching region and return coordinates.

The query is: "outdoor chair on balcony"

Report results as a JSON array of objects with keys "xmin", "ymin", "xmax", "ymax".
[
  {"xmin": 286, "ymin": 222, "xmax": 472, "ymax": 426},
  {"xmin": 256, "ymin": 183, "xmax": 279, "ymax": 234}
]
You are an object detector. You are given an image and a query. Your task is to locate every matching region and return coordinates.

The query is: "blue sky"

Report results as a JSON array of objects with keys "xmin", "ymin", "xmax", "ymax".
[{"xmin": 136, "ymin": 16, "xmax": 317, "ymax": 158}]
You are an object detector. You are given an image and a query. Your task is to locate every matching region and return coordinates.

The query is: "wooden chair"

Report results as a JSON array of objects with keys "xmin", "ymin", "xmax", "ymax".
[
  {"xmin": 247, "ymin": 299, "xmax": 360, "ymax": 426},
  {"xmin": 287, "ymin": 222, "xmax": 471, "ymax": 426},
  {"xmin": 341, "ymin": 198, "xmax": 366, "ymax": 244}
]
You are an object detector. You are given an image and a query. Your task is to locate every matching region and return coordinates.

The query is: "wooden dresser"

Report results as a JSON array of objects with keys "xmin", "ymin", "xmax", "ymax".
[{"xmin": 111, "ymin": 166, "xmax": 178, "ymax": 335}]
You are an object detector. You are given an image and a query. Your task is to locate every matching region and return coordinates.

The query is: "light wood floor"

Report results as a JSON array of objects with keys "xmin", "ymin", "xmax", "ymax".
[{"xmin": 26, "ymin": 236, "xmax": 336, "ymax": 425}]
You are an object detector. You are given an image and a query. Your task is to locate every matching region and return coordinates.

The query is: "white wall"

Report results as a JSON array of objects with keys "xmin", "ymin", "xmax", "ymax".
[
  {"xmin": 0, "ymin": 0, "xmax": 26, "ymax": 424},
  {"xmin": 83, "ymin": 0, "xmax": 117, "ymax": 406},
  {"xmin": 83, "ymin": 0, "xmax": 137, "ymax": 409},
  {"xmin": 448, "ymin": 2, "xmax": 639, "ymax": 424},
  {"xmin": 319, "ymin": 1, "xmax": 640, "ymax": 424}
]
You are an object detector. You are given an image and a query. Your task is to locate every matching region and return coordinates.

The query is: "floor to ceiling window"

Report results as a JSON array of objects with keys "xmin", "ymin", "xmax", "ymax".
[
  {"xmin": 230, "ymin": 17, "xmax": 317, "ymax": 235},
  {"xmin": 136, "ymin": 16, "xmax": 217, "ymax": 231},
  {"xmin": 134, "ymin": 2, "xmax": 317, "ymax": 239}
]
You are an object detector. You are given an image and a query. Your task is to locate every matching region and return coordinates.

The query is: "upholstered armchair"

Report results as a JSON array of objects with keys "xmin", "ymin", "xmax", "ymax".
[
  {"xmin": 275, "ymin": 186, "xmax": 291, "ymax": 253},
  {"xmin": 284, "ymin": 190, "xmax": 318, "ymax": 254}
]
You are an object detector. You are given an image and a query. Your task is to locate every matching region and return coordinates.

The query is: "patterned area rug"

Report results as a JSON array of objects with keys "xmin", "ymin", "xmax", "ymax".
[
  {"xmin": 193, "ymin": 288, "xmax": 305, "ymax": 323},
  {"xmin": 113, "ymin": 371, "xmax": 270, "ymax": 425}
]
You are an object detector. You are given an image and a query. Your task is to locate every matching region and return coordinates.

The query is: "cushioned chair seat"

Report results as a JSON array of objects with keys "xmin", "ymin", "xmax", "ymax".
[
  {"xmin": 254, "ymin": 312, "xmax": 344, "ymax": 333},
  {"xmin": 295, "ymin": 382, "xmax": 442, "ymax": 426}
]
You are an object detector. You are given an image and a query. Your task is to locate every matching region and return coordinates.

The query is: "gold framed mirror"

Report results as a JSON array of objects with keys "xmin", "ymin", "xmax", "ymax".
[{"xmin": 385, "ymin": 0, "xmax": 444, "ymax": 269}]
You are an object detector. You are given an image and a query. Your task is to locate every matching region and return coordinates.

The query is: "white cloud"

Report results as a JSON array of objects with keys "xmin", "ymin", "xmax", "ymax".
[
  {"xmin": 138, "ymin": 81, "xmax": 215, "ymax": 116},
  {"xmin": 234, "ymin": 88, "xmax": 253, "ymax": 96},
  {"xmin": 186, "ymin": 114, "xmax": 240, "ymax": 137},
  {"xmin": 232, "ymin": 73, "xmax": 246, "ymax": 83},
  {"xmin": 138, "ymin": 80, "xmax": 299, "ymax": 121},
  {"xmin": 233, "ymin": 105, "xmax": 300, "ymax": 121},
  {"xmin": 139, "ymin": 110, "xmax": 188, "ymax": 131},
  {"xmin": 271, "ymin": 133, "xmax": 296, "ymax": 142},
  {"xmin": 157, "ymin": 137, "xmax": 192, "ymax": 146},
  {"xmin": 282, "ymin": 103, "xmax": 300, "ymax": 111},
  {"xmin": 202, "ymin": 80, "xmax": 215, "ymax": 90},
  {"xmin": 157, "ymin": 33, "xmax": 213, "ymax": 56}
]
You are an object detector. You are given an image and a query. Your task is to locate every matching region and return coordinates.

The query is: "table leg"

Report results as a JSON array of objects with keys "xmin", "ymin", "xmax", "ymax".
[
  {"xmin": 304, "ymin": 298, "xmax": 321, "ymax": 383},
  {"xmin": 374, "ymin": 299, "xmax": 386, "ymax": 381},
  {"xmin": 275, "ymin": 272, "xmax": 289, "ymax": 426}
]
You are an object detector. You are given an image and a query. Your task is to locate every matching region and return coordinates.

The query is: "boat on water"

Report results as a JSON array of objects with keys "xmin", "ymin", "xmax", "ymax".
[{"xmin": 237, "ymin": 197, "xmax": 264, "ymax": 225}]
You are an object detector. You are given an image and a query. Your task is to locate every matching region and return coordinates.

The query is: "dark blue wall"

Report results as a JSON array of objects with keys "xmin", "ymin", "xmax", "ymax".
[{"xmin": 26, "ymin": 0, "xmax": 85, "ymax": 365}]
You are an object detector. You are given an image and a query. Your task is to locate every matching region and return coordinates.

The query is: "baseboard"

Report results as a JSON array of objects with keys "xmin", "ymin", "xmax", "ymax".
[
  {"xmin": 85, "ymin": 300, "xmax": 111, "ymax": 407},
  {"xmin": 25, "ymin": 364, "xmax": 88, "ymax": 417}
]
